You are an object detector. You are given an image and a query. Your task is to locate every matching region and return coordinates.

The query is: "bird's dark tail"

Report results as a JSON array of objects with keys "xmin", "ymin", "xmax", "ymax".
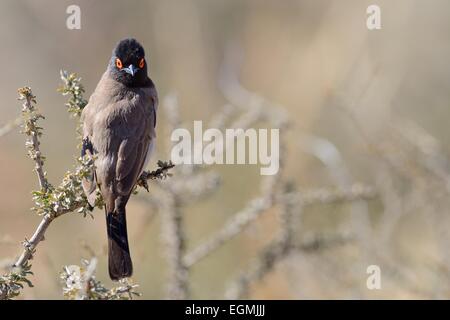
[{"xmin": 105, "ymin": 205, "xmax": 133, "ymax": 280}]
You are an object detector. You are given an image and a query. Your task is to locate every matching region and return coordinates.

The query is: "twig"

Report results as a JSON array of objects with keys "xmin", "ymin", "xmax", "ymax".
[
  {"xmin": 161, "ymin": 192, "xmax": 189, "ymax": 299},
  {"xmin": 2, "ymin": 76, "xmax": 174, "ymax": 300},
  {"xmin": 183, "ymin": 188, "xmax": 275, "ymax": 268},
  {"xmin": 4, "ymin": 158, "xmax": 173, "ymax": 299},
  {"xmin": 184, "ymin": 184, "xmax": 376, "ymax": 268},
  {"xmin": 225, "ymin": 184, "xmax": 300, "ymax": 300},
  {"xmin": 13, "ymin": 159, "xmax": 174, "ymax": 270},
  {"xmin": 297, "ymin": 184, "xmax": 377, "ymax": 206},
  {"xmin": 225, "ymin": 232, "xmax": 353, "ymax": 300},
  {"xmin": 184, "ymin": 172, "xmax": 280, "ymax": 268},
  {"xmin": 137, "ymin": 160, "xmax": 175, "ymax": 191},
  {"xmin": 18, "ymin": 87, "xmax": 49, "ymax": 191},
  {"xmin": 14, "ymin": 214, "xmax": 53, "ymax": 268},
  {"xmin": 225, "ymin": 238, "xmax": 290, "ymax": 300},
  {"xmin": 223, "ymin": 184, "xmax": 373, "ymax": 300}
]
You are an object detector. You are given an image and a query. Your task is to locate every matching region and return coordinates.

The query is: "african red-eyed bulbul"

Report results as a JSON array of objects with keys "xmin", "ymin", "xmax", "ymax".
[{"xmin": 81, "ymin": 38, "xmax": 157, "ymax": 280}]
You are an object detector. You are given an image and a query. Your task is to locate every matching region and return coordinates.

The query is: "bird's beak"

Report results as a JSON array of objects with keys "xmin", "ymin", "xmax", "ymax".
[{"xmin": 123, "ymin": 64, "xmax": 137, "ymax": 76}]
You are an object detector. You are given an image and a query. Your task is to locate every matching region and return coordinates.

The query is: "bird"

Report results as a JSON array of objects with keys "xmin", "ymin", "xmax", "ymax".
[{"xmin": 81, "ymin": 38, "xmax": 158, "ymax": 280}]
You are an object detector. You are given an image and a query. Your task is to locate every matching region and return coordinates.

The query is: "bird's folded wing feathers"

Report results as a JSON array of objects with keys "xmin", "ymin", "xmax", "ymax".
[
  {"xmin": 116, "ymin": 137, "xmax": 148, "ymax": 195},
  {"xmin": 81, "ymin": 136, "xmax": 98, "ymax": 206}
]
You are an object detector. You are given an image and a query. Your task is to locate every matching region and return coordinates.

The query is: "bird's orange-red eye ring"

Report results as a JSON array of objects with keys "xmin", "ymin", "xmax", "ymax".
[
  {"xmin": 115, "ymin": 58, "xmax": 123, "ymax": 69},
  {"xmin": 139, "ymin": 58, "xmax": 145, "ymax": 69}
]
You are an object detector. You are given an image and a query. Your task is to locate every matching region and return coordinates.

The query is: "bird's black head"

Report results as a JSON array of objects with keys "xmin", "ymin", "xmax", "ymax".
[{"xmin": 108, "ymin": 38, "xmax": 150, "ymax": 87}]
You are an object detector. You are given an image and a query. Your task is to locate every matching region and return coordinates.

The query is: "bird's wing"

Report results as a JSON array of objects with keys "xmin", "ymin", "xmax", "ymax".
[
  {"xmin": 113, "ymin": 92, "xmax": 157, "ymax": 196},
  {"xmin": 115, "ymin": 137, "xmax": 148, "ymax": 195},
  {"xmin": 149, "ymin": 80, "xmax": 158, "ymax": 128},
  {"xmin": 81, "ymin": 135, "xmax": 98, "ymax": 207},
  {"xmin": 79, "ymin": 97, "xmax": 98, "ymax": 207}
]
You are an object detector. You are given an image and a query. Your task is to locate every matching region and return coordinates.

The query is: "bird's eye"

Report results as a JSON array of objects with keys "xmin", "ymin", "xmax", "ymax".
[
  {"xmin": 139, "ymin": 58, "xmax": 145, "ymax": 69},
  {"xmin": 115, "ymin": 58, "xmax": 123, "ymax": 69}
]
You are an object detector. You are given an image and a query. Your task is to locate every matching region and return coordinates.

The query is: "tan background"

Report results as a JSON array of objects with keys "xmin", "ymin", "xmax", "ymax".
[{"xmin": 1, "ymin": 0, "xmax": 450, "ymax": 299}]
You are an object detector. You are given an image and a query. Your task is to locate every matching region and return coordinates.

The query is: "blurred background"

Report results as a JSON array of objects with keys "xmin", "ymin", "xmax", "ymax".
[{"xmin": 1, "ymin": 0, "xmax": 450, "ymax": 299}]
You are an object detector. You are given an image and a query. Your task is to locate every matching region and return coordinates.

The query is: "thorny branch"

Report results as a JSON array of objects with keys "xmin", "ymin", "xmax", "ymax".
[
  {"xmin": 2, "ymin": 64, "xmax": 380, "ymax": 300},
  {"xmin": 183, "ymin": 175, "xmax": 280, "ymax": 268},
  {"xmin": 141, "ymin": 46, "xmax": 380, "ymax": 300},
  {"xmin": 224, "ymin": 183, "xmax": 364, "ymax": 300},
  {"xmin": 18, "ymin": 88, "xmax": 49, "ymax": 192},
  {"xmin": 11, "ymin": 156, "xmax": 174, "ymax": 271},
  {"xmin": 161, "ymin": 193, "xmax": 189, "ymax": 300},
  {"xmin": 184, "ymin": 184, "xmax": 375, "ymax": 269},
  {"xmin": 0, "ymin": 73, "xmax": 174, "ymax": 300}
]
